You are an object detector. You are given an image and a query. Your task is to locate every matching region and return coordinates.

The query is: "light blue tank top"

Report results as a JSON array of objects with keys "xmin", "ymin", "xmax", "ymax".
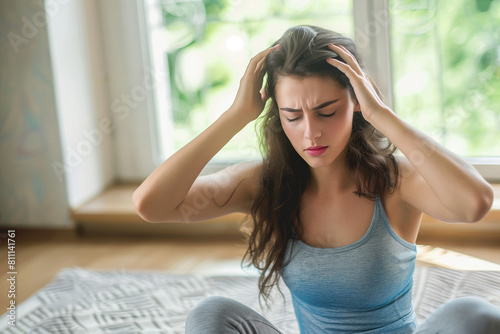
[{"xmin": 282, "ymin": 196, "xmax": 418, "ymax": 333}]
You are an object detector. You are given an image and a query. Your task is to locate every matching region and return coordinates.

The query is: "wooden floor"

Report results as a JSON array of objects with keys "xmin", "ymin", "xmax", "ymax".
[{"xmin": 1, "ymin": 228, "xmax": 500, "ymax": 310}]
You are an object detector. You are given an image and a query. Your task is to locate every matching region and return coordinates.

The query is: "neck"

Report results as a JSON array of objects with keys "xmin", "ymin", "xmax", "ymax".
[{"xmin": 308, "ymin": 159, "xmax": 355, "ymax": 197}]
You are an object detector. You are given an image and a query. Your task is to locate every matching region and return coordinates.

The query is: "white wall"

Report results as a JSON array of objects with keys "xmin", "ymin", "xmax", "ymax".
[
  {"xmin": 0, "ymin": 0, "xmax": 125, "ymax": 228},
  {"xmin": 46, "ymin": 0, "xmax": 115, "ymax": 208},
  {"xmin": 98, "ymin": 0, "xmax": 159, "ymax": 181},
  {"xmin": 0, "ymin": 0, "xmax": 72, "ymax": 227}
]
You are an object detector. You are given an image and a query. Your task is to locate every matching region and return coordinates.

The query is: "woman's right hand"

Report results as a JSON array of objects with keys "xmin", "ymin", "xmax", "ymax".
[{"xmin": 229, "ymin": 45, "xmax": 280, "ymax": 122}]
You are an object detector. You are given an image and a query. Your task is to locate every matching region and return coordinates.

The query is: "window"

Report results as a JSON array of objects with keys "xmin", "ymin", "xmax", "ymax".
[
  {"xmin": 137, "ymin": 0, "xmax": 499, "ymax": 179},
  {"xmin": 144, "ymin": 0, "xmax": 353, "ymax": 167},
  {"xmin": 390, "ymin": 0, "xmax": 500, "ymax": 158}
]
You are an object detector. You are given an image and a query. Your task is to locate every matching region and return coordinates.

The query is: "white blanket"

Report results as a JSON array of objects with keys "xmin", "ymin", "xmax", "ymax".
[{"xmin": 1, "ymin": 266, "xmax": 500, "ymax": 333}]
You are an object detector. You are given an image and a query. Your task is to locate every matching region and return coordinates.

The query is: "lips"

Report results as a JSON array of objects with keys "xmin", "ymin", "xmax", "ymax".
[{"xmin": 305, "ymin": 146, "xmax": 328, "ymax": 156}]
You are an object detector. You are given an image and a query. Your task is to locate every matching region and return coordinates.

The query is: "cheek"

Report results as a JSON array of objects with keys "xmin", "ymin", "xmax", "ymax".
[
  {"xmin": 279, "ymin": 115, "xmax": 291, "ymax": 132},
  {"xmin": 281, "ymin": 122, "xmax": 295, "ymax": 141},
  {"xmin": 335, "ymin": 112, "xmax": 353, "ymax": 132},
  {"xmin": 323, "ymin": 116, "xmax": 353, "ymax": 143},
  {"xmin": 280, "ymin": 119, "xmax": 301, "ymax": 147}
]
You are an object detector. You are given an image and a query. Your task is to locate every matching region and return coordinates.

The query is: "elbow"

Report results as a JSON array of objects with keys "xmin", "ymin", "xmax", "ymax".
[
  {"xmin": 464, "ymin": 184, "xmax": 494, "ymax": 223},
  {"xmin": 132, "ymin": 189, "xmax": 158, "ymax": 223},
  {"xmin": 133, "ymin": 188, "xmax": 178, "ymax": 223}
]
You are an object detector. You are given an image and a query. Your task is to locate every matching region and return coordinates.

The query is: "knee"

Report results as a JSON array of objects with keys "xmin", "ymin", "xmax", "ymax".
[
  {"xmin": 444, "ymin": 297, "xmax": 500, "ymax": 331},
  {"xmin": 447, "ymin": 296, "xmax": 496, "ymax": 315},
  {"xmin": 185, "ymin": 296, "xmax": 239, "ymax": 330},
  {"xmin": 187, "ymin": 296, "xmax": 236, "ymax": 319}
]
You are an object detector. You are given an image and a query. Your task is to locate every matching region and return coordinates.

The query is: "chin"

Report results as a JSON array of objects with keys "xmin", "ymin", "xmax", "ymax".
[
  {"xmin": 308, "ymin": 162, "xmax": 332, "ymax": 170},
  {"xmin": 303, "ymin": 156, "xmax": 334, "ymax": 169},
  {"xmin": 302, "ymin": 150, "xmax": 344, "ymax": 170}
]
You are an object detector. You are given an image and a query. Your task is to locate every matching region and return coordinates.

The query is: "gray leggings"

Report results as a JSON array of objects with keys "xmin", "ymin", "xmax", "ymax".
[{"xmin": 185, "ymin": 296, "xmax": 500, "ymax": 333}]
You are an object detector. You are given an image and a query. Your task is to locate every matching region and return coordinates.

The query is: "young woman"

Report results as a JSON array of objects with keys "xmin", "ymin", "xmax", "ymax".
[{"xmin": 133, "ymin": 26, "xmax": 499, "ymax": 333}]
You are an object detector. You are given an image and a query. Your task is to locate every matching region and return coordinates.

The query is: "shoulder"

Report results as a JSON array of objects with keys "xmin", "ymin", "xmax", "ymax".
[
  {"xmin": 393, "ymin": 154, "xmax": 414, "ymax": 181},
  {"xmin": 222, "ymin": 160, "xmax": 263, "ymax": 210},
  {"xmin": 381, "ymin": 155, "xmax": 423, "ymax": 243},
  {"xmin": 387, "ymin": 154, "xmax": 419, "ymax": 208},
  {"xmin": 176, "ymin": 160, "xmax": 263, "ymax": 220},
  {"xmin": 233, "ymin": 159, "xmax": 263, "ymax": 193},
  {"xmin": 391, "ymin": 154, "xmax": 428, "ymax": 208}
]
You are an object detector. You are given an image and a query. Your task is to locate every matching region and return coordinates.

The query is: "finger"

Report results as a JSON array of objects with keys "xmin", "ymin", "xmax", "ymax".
[
  {"xmin": 328, "ymin": 44, "xmax": 365, "ymax": 78},
  {"xmin": 327, "ymin": 58, "xmax": 384, "ymax": 105},
  {"xmin": 252, "ymin": 45, "xmax": 279, "ymax": 69},
  {"xmin": 246, "ymin": 44, "xmax": 280, "ymax": 75},
  {"xmin": 326, "ymin": 57, "xmax": 374, "ymax": 94},
  {"xmin": 255, "ymin": 53, "xmax": 267, "ymax": 74},
  {"xmin": 327, "ymin": 50, "xmax": 380, "ymax": 103},
  {"xmin": 254, "ymin": 51, "xmax": 269, "ymax": 83},
  {"xmin": 253, "ymin": 45, "xmax": 279, "ymax": 91},
  {"xmin": 328, "ymin": 44, "xmax": 359, "ymax": 67},
  {"xmin": 326, "ymin": 57, "xmax": 362, "ymax": 82}
]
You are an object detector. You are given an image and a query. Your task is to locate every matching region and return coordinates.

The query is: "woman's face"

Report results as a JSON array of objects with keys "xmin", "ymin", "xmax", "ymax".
[{"xmin": 275, "ymin": 75, "xmax": 359, "ymax": 170}]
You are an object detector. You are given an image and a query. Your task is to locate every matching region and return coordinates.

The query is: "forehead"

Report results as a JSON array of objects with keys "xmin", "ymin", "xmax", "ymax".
[{"xmin": 275, "ymin": 76, "xmax": 348, "ymax": 103}]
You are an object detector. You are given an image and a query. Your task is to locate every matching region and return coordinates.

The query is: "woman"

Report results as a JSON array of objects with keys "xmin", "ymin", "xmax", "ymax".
[{"xmin": 133, "ymin": 26, "xmax": 499, "ymax": 333}]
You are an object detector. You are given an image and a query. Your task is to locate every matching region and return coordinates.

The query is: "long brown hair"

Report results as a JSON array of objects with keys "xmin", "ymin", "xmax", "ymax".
[{"xmin": 242, "ymin": 25, "xmax": 399, "ymax": 306}]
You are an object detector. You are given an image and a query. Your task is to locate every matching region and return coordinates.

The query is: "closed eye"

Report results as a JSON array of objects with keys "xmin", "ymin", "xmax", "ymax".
[
  {"xmin": 286, "ymin": 117, "xmax": 300, "ymax": 122},
  {"xmin": 320, "ymin": 111, "xmax": 337, "ymax": 118},
  {"xmin": 286, "ymin": 111, "xmax": 337, "ymax": 123}
]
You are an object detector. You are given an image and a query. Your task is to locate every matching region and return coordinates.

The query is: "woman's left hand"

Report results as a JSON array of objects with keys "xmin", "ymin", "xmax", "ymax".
[{"xmin": 326, "ymin": 44, "xmax": 390, "ymax": 122}]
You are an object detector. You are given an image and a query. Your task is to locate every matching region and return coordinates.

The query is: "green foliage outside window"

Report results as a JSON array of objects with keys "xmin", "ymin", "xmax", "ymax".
[
  {"xmin": 160, "ymin": 0, "xmax": 353, "ymax": 161},
  {"xmin": 159, "ymin": 0, "xmax": 499, "ymax": 161},
  {"xmin": 390, "ymin": 0, "xmax": 500, "ymax": 156}
]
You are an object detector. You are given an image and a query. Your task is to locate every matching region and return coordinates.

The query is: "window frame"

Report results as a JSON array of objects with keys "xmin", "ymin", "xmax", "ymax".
[
  {"xmin": 97, "ymin": 0, "xmax": 160, "ymax": 181},
  {"xmin": 355, "ymin": 0, "xmax": 499, "ymax": 182},
  {"xmin": 108, "ymin": 0, "xmax": 499, "ymax": 181}
]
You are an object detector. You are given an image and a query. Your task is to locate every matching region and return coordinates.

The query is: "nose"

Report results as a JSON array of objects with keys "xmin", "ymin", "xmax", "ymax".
[{"xmin": 304, "ymin": 115, "xmax": 321, "ymax": 141}]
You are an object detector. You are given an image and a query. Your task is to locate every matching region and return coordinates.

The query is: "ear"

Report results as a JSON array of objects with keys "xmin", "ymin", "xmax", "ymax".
[
  {"xmin": 353, "ymin": 101, "xmax": 361, "ymax": 112},
  {"xmin": 260, "ymin": 87, "xmax": 269, "ymax": 102}
]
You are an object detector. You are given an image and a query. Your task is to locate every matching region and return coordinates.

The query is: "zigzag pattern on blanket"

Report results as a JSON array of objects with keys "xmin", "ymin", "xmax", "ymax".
[{"xmin": 1, "ymin": 267, "xmax": 499, "ymax": 333}]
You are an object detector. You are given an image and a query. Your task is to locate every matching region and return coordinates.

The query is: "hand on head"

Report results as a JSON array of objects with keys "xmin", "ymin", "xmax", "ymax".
[
  {"xmin": 229, "ymin": 45, "xmax": 280, "ymax": 123},
  {"xmin": 326, "ymin": 44, "xmax": 388, "ymax": 121}
]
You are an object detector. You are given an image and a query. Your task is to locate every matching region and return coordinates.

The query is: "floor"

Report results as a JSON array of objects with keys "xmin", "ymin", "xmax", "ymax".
[{"xmin": 1, "ymin": 228, "xmax": 499, "ymax": 309}]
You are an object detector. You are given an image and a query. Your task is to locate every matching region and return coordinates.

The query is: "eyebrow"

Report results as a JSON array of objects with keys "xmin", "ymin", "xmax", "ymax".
[{"xmin": 279, "ymin": 99, "xmax": 340, "ymax": 112}]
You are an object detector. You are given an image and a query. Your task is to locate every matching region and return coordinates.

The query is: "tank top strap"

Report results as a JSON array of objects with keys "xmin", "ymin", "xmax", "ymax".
[{"xmin": 373, "ymin": 195, "xmax": 416, "ymax": 250}]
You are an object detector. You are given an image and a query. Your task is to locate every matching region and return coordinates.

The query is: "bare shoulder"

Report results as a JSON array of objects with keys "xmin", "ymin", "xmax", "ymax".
[
  {"xmin": 242, "ymin": 160, "xmax": 263, "ymax": 199},
  {"xmin": 164, "ymin": 160, "xmax": 263, "ymax": 223},
  {"xmin": 394, "ymin": 154, "xmax": 416, "ymax": 178},
  {"xmin": 218, "ymin": 159, "xmax": 262, "ymax": 203},
  {"xmin": 387, "ymin": 154, "xmax": 419, "ymax": 209},
  {"xmin": 391, "ymin": 153, "xmax": 461, "ymax": 224},
  {"xmin": 392, "ymin": 154, "xmax": 428, "ymax": 209},
  {"xmin": 381, "ymin": 154, "xmax": 423, "ymax": 244}
]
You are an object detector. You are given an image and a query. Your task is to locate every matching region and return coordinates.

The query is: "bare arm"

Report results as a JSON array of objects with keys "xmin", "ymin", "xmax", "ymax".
[
  {"xmin": 370, "ymin": 110, "xmax": 493, "ymax": 223},
  {"xmin": 133, "ymin": 46, "xmax": 277, "ymax": 223},
  {"xmin": 327, "ymin": 44, "xmax": 493, "ymax": 223}
]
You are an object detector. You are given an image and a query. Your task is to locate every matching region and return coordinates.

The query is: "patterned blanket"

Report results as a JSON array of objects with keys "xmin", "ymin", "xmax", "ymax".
[{"xmin": 1, "ymin": 266, "xmax": 500, "ymax": 333}]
